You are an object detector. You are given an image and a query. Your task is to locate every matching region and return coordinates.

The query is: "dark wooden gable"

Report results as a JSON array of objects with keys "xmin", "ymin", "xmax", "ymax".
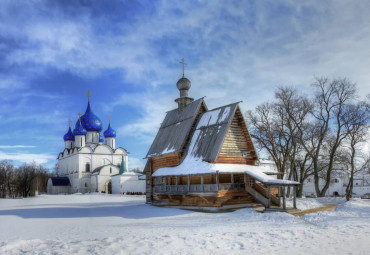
[{"xmin": 215, "ymin": 106, "xmax": 258, "ymax": 164}]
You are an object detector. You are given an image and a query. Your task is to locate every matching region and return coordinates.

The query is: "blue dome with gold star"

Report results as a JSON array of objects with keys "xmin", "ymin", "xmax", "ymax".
[
  {"xmin": 104, "ymin": 123, "xmax": 116, "ymax": 138},
  {"xmin": 99, "ymin": 133, "xmax": 105, "ymax": 143},
  {"xmin": 81, "ymin": 101, "xmax": 103, "ymax": 132},
  {"xmin": 63, "ymin": 127, "xmax": 75, "ymax": 141},
  {"xmin": 73, "ymin": 118, "xmax": 87, "ymax": 136}
]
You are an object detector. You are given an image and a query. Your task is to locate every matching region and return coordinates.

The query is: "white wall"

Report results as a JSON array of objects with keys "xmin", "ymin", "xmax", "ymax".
[
  {"xmin": 56, "ymin": 142, "xmax": 128, "ymax": 194},
  {"xmin": 111, "ymin": 173, "xmax": 146, "ymax": 194}
]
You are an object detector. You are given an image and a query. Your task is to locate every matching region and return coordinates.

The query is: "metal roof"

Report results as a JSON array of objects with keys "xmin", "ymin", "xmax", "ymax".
[
  {"xmin": 50, "ymin": 177, "xmax": 70, "ymax": 186},
  {"xmin": 145, "ymin": 98, "xmax": 206, "ymax": 158}
]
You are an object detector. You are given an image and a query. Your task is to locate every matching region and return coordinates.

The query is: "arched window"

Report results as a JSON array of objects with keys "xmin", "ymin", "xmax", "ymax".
[{"xmin": 85, "ymin": 163, "xmax": 90, "ymax": 172}]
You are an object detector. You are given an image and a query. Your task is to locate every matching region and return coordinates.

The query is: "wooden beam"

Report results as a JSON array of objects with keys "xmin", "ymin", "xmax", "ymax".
[
  {"xmin": 201, "ymin": 175, "xmax": 204, "ymax": 192},
  {"xmin": 283, "ymin": 187, "xmax": 286, "ymax": 210},
  {"xmin": 187, "ymin": 175, "xmax": 190, "ymax": 193},
  {"xmin": 244, "ymin": 173, "xmax": 247, "ymax": 191},
  {"xmin": 175, "ymin": 176, "xmax": 178, "ymax": 192},
  {"xmin": 293, "ymin": 186, "xmax": 297, "ymax": 209},
  {"xmin": 231, "ymin": 173, "xmax": 234, "ymax": 184},
  {"xmin": 216, "ymin": 171, "xmax": 219, "ymax": 191},
  {"xmin": 164, "ymin": 177, "xmax": 167, "ymax": 193}
]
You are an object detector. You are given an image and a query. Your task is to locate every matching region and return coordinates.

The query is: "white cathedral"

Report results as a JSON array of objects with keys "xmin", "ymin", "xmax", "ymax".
[{"xmin": 47, "ymin": 92, "xmax": 128, "ymax": 194}]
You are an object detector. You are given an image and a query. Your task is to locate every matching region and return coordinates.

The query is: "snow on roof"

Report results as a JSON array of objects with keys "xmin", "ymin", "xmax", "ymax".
[
  {"xmin": 146, "ymin": 98, "xmax": 206, "ymax": 158},
  {"xmin": 183, "ymin": 103, "xmax": 239, "ymax": 162},
  {"xmin": 152, "ymin": 158, "xmax": 299, "ymax": 185},
  {"xmin": 196, "ymin": 106, "xmax": 231, "ymax": 129}
]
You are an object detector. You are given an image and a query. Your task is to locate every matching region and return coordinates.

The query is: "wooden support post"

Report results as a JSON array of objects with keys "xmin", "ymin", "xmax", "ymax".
[
  {"xmin": 244, "ymin": 173, "xmax": 247, "ymax": 191},
  {"xmin": 187, "ymin": 175, "xmax": 190, "ymax": 193},
  {"xmin": 216, "ymin": 171, "xmax": 219, "ymax": 191},
  {"xmin": 283, "ymin": 186, "xmax": 286, "ymax": 210},
  {"xmin": 175, "ymin": 176, "xmax": 178, "ymax": 192},
  {"xmin": 164, "ymin": 177, "xmax": 167, "ymax": 193},
  {"xmin": 267, "ymin": 185, "xmax": 271, "ymax": 208},
  {"xmin": 201, "ymin": 175, "xmax": 204, "ymax": 192},
  {"xmin": 293, "ymin": 186, "xmax": 297, "ymax": 209},
  {"xmin": 231, "ymin": 173, "xmax": 234, "ymax": 184}
]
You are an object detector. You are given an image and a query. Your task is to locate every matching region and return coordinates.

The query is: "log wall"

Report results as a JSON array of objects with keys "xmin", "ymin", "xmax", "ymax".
[
  {"xmin": 216, "ymin": 108, "xmax": 257, "ymax": 164},
  {"xmin": 151, "ymin": 153, "xmax": 181, "ymax": 172},
  {"xmin": 153, "ymin": 192, "xmax": 255, "ymax": 207}
]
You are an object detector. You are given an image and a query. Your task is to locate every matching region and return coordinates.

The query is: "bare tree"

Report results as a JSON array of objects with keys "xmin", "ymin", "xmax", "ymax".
[
  {"xmin": 292, "ymin": 78, "xmax": 357, "ymax": 196},
  {"xmin": 0, "ymin": 160, "xmax": 16, "ymax": 198},
  {"xmin": 246, "ymin": 87, "xmax": 312, "ymax": 186},
  {"xmin": 17, "ymin": 162, "xmax": 38, "ymax": 197},
  {"xmin": 342, "ymin": 102, "xmax": 370, "ymax": 200}
]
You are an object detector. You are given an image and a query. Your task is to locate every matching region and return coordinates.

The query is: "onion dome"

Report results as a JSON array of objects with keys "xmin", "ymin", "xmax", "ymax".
[
  {"xmin": 73, "ymin": 116, "xmax": 87, "ymax": 136},
  {"xmin": 104, "ymin": 122, "xmax": 116, "ymax": 138},
  {"xmin": 99, "ymin": 133, "xmax": 104, "ymax": 143},
  {"xmin": 176, "ymin": 77, "xmax": 191, "ymax": 91},
  {"xmin": 63, "ymin": 126, "xmax": 75, "ymax": 141},
  {"xmin": 81, "ymin": 100, "xmax": 103, "ymax": 132}
]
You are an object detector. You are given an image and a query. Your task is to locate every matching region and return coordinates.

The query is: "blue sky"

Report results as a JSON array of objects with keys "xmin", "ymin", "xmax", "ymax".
[{"xmin": 1, "ymin": 0, "xmax": 370, "ymax": 170}]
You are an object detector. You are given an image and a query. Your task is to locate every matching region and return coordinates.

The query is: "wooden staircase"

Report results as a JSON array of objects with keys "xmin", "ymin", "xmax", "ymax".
[{"xmin": 245, "ymin": 183, "xmax": 280, "ymax": 208}]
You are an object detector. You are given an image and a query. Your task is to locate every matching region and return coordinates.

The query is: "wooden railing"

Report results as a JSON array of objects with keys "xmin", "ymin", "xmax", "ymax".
[{"xmin": 154, "ymin": 183, "xmax": 245, "ymax": 194}]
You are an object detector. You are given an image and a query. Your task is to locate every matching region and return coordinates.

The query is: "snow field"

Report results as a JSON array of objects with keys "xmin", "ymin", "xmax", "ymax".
[{"xmin": 0, "ymin": 194, "xmax": 369, "ymax": 255}]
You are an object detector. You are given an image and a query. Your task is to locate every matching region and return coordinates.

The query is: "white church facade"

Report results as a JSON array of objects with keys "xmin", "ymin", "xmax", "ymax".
[{"xmin": 47, "ymin": 92, "xmax": 128, "ymax": 194}]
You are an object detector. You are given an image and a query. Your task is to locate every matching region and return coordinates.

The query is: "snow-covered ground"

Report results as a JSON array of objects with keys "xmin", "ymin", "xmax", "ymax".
[{"xmin": 0, "ymin": 194, "xmax": 369, "ymax": 255}]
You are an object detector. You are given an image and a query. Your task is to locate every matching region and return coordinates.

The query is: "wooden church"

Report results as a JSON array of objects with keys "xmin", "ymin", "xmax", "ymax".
[{"xmin": 144, "ymin": 64, "xmax": 299, "ymax": 210}]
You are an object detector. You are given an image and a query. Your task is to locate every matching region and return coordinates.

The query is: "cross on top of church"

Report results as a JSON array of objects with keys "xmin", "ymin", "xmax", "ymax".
[
  {"xmin": 108, "ymin": 115, "xmax": 112, "ymax": 124},
  {"xmin": 68, "ymin": 119, "xmax": 72, "ymax": 127},
  {"xmin": 87, "ymin": 90, "xmax": 91, "ymax": 101},
  {"xmin": 78, "ymin": 112, "xmax": 82, "ymax": 119},
  {"xmin": 180, "ymin": 58, "xmax": 186, "ymax": 77}
]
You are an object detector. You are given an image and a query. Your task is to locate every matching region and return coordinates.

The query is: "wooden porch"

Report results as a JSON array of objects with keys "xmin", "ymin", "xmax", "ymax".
[{"xmin": 152, "ymin": 172, "xmax": 300, "ymax": 210}]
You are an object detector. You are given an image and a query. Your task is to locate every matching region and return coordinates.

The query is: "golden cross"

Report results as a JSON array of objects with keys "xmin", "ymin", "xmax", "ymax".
[
  {"xmin": 68, "ymin": 119, "xmax": 72, "ymax": 127},
  {"xmin": 78, "ymin": 112, "xmax": 82, "ymax": 119},
  {"xmin": 180, "ymin": 58, "xmax": 186, "ymax": 77},
  {"xmin": 108, "ymin": 115, "xmax": 111, "ymax": 123},
  {"xmin": 87, "ymin": 90, "xmax": 91, "ymax": 101}
]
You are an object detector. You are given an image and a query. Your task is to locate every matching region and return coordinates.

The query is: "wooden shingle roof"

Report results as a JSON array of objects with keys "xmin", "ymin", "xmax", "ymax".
[
  {"xmin": 184, "ymin": 102, "xmax": 239, "ymax": 162},
  {"xmin": 145, "ymin": 98, "xmax": 207, "ymax": 158}
]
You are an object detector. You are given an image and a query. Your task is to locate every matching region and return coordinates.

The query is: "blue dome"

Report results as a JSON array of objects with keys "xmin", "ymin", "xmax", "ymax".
[
  {"xmin": 63, "ymin": 127, "xmax": 75, "ymax": 141},
  {"xmin": 104, "ymin": 123, "xmax": 116, "ymax": 138},
  {"xmin": 99, "ymin": 133, "xmax": 105, "ymax": 143},
  {"xmin": 81, "ymin": 101, "xmax": 103, "ymax": 132},
  {"xmin": 73, "ymin": 118, "xmax": 87, "ymax": 136}
]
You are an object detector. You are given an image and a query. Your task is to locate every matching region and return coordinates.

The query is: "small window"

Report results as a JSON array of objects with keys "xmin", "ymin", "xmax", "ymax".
[
  {"xmin": 85, "ymin": 183, "xmax": 87, "ymax": 187},
  {"xmin": 85, "ymin": 163, "xmax": 90, "ymax": 172}
]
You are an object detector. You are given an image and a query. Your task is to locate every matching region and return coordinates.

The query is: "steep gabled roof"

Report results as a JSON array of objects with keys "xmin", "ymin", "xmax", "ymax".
[
  {"xmin": 146, "ymin": 98, "xmax": 207, "ymax": 158},
  {"xmin": 184, "ymin": 102, "xmax": 239, "ymax": 162}
]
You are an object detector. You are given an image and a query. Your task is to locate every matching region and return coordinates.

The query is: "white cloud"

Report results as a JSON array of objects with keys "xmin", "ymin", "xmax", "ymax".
[
  {"xmin": 0, "ymin": 150, "xmax": 55, "ymax": 165},
  {"xmin": 0, "ymin": 145, "xmax": 36, "ymax": 149},
  {"xmin": 2, "ymin": 0, "xmax": 370, "ymax": 161}
]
